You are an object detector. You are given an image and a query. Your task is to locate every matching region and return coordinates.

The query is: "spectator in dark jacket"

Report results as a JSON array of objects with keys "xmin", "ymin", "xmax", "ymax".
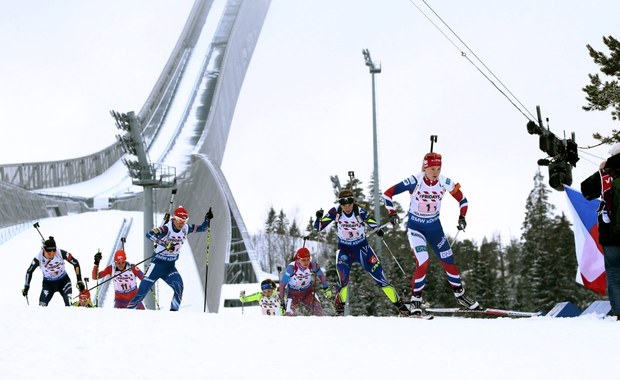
[{"xmin": 581, "ymin": 144, "xmax": 620, "ymax": 319}]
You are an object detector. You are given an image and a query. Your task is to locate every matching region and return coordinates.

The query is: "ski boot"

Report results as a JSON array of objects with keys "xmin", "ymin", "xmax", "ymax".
[
  {"xmin": 334, "ymin": 300, "xmax": 345, "ymax": 316},
  {"xmin": 453, "ymin": 286, "xmax": 481, "ymax": 310},
  {"xmin": 394, "ymin": 300, "xmax": 411, "ymax": 317},
  {"xmin": 410, "ymin": 292, "xmax": 424, "ymax": 316}
]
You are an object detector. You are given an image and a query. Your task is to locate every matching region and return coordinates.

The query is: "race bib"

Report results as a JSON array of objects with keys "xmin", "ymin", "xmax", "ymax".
[{"xmin": 418, "ymin": 202, "xmax": 438, "ymax": 214}]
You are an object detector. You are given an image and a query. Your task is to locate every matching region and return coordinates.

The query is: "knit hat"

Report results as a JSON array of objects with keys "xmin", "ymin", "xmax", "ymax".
[
  {"xmin": 114, "ymin": 249, "xmax": 126, "ymax": 262},
  {"xmin": 296, "ymin": 247, "xmax": 311, "ymax": 260},
  {"xmin": 79, "ymin": 289, "xmax": 91, "ymax": 300},
  {"xmin": 422, "ymin": 152, "xmax": 442, "ymax": 169},
  {"xmin": 261, "ymin": 279, "xmax": 276, "ymax": 290},
  {"xmin": 174, "ymin": 206, "xmax": 189, "ymax": 220}
]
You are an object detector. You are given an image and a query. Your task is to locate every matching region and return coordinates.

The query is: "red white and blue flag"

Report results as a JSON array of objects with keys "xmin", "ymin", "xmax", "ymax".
[{"xmin": 564, "ymin": 185, "xmax": 606, "ymax": 295}]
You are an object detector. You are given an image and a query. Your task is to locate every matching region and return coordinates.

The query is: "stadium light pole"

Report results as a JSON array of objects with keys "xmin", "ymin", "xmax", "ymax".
[
  {"xmin": 112, "ymin": 110, "xmax": 176, "ymax": 310},
  {"xmin": 362, "ymin": 49, "xmax": 383, "ymax": 256}
]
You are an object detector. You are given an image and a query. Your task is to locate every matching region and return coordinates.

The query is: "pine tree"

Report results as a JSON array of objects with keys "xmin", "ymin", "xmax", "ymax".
[
  {"xmin": 452, "ymin": 238, "xmax": 477, "ymax": 272},
  {"xmin": 470, "ymin": 238, "xmax": 499, "ymax": 307},
  {"xmin": 583, "ymin": 35, "xmax": 620, "ymax": 144},
  {"xmin": 275, "ymin": 209, "xmax": 292, "ymax": 262},
  {"xmin": 256, "ymin": 208, "xmax": 305, "ymax": 273},
  {"xmin": 502, "ymin": 238, "xmax": 523, "ymax": 309},
  {"xmin": 518, "ymin": 171, "xmax": 555, "ymax": 311},
  {"xmin": 262, "ymin": 207, "xmax": 277, "ymax": 273}
]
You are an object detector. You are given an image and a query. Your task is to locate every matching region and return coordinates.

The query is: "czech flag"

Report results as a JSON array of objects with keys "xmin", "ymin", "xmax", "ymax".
[{"xmin": 564, "ymin": 185, "xmax": 606, "ymax": 295}]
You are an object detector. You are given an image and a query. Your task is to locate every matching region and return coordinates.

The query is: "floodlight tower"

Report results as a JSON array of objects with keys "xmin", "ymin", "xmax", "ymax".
[
  {"xmin": 362, "ymin": 49, "xmax": 383, "ymax": 256},
  {"xmin": 111, "ymin": 110, "xmax": 176, "ymax": 309}
]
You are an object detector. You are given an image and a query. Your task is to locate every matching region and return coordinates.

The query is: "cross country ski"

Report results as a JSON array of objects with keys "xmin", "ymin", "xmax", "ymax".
[{"xmin": 425, "ymin": 307, "xmax": 542, "ymax": 318}]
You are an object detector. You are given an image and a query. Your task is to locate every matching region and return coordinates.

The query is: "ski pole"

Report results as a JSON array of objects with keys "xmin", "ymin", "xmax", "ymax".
[
  {"xmin": 121, "ymin": 237, "xmax": 159, "ymax": 310},
  {"xmin": 312, "ymin": 258, "xmax": 318, "ymax": 315},
  {"xmin": 84, "ymin": 278, "xmax": 90, "ymax": 303},
  {"xmin": 381, "ymin": 238, "xmax": 411, "ymax": 282},
  {"xmin": 162, "ymin": 188, "xmax": 177, "ymax": 225},
  {"xmin": 94, "ymin": 248, "xmax": 101, "ymax": 307},
  {"xmin": 366, "ymin": 221, "xmax": 392, "ymax": 237},
  {"xmin": 85, "ymin": 254, "xmax": 154, "ymax": 293},
  {"xmin": 25, "ymin": 294, "xmax": 29, "ymax": 306},
  {"xmin": 450, "ymin": 229, "xmax": 461, "ymax": 247},
  {"xmin": 203, "ymin": 209, "xmax": 212, "ymax": 313},
  {"xmin": 151, "ymin": 286, "xmax": 161, "ymax": 310},
  {"xmin": 277, "ymin": 266, "xmax": 287, "ymax": 315},
  {"xmin": 381, "ymin": 239, "xmax": 412, "ymax": 303},
  {"xmin": 240, "ymin": 290, "xmax": 245, "ymax": 315}
]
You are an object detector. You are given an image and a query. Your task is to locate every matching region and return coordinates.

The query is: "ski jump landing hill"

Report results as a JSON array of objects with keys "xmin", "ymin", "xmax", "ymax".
[{"xmin": 0, "ymin": 0, "xmax": 271, "ymax": 312}]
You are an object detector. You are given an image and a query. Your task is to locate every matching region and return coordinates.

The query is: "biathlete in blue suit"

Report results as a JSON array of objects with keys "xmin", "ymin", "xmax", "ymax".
[
  {"xmin": 127, "ymin": 206, "xmax": 213, "ymax": 311},
  {"xmin": 314, "ymin": 189, "xmax": 410, "ymax": 316}
]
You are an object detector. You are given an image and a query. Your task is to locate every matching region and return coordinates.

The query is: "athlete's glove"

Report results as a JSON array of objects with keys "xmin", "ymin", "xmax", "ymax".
[
  {"xmin": 165, "ymin": 241, "xmax": 176, "ymax": 252},
  {"xmin": 239, "ymin": 290, "xmax": 246, "ymax": 302},
  {"xmin": 602, "ymin": 210, "xmax": 611, "ymax": 224},
  {"xmin": 457, "ymin": 215, "xmax": 467, "ymax": 231},
  {"xmin": 376, "ymin": 228, "xmax": 384, "ymax": 237},
  {"xmin": 389, "ymin": 212, "xmax": 400, "ymax": 226},
  {"xmin": 323, "ymin": 287, "xmax": 333, "ymax": 299},
  {"xmin": 280, "ymin": 300, "xmax": 286, "ymax": 311},
  {"xmin": 76, "ymin": 281, "xmax": 85, "ymax": 291},
  {"xmin": 205, "ymin": 208, "xmax": 213, "ymax": 221},
  {"xmin": 94, "ymin": 252, "xmax": 102, "ymax": 266},
  {"xmin": 315, "ymin": 209, "xmax": 324, "ymax": 220},
  {"xmin": 22, "ymin": 286, "xmax": 29, "ymax": 297}
]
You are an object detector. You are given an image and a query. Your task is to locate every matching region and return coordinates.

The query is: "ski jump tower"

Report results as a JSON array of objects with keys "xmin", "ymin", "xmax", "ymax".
[
  {"xmin": 0, "ymin": 0, "xmax": 271, "ymax": 312},
  {"xmin": 141, "ymin": 0, "xmax": 271, "ymax": 312}
]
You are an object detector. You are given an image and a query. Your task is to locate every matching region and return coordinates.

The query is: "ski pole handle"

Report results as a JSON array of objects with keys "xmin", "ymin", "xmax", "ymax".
[{"xmin": 366, "ymin": 221, "xmax": 392, "ymax": 237}]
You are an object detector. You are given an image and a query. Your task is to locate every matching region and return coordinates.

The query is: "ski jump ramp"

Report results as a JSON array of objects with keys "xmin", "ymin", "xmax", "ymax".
[{"xmin": 0, "ymin": 0, "xmax": 271, "ymax": 312}]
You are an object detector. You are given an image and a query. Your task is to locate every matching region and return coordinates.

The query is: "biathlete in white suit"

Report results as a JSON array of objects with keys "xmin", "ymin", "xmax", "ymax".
[
  {"xmin": 22, "ymin": 236, "xmax": 83, "ymax": 307},
  {"xmin": 93, "ymin": 249, "xmax": 145, "ymax": 309},
  {"xmin": 239, "ymin": 279, "xmax": 283, "ymax": 316},
  {"xmin": 279, "ymin": 247, "xmax": 332, "ymax": 316},
  {"xmin": 127, "ymin": 206, "xmax": 213, "ymax": 311},
  {"xmin": 382, "ymin": 152, "xmax": 480, "ymax": 315}
]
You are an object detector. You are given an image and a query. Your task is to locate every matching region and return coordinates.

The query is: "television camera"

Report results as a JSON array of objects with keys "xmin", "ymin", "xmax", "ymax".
[{"xmin": 526, "ymin": 105, "xmax": 579, "ymax": 191}]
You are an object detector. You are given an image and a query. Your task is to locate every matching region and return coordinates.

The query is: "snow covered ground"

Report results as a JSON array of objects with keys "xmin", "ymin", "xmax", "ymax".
[{"xmin": 1, "ymin": 211, "xmax": 619, "ymax": 380}]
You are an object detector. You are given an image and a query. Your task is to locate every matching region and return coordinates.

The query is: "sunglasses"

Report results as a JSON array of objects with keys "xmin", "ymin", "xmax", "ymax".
[
  {"xmin": 44, "ymin": 247, "xmax": 56, "ymax": 252},
  {"xmin": 338, "ymin": 197, "xmax": 355, "ymax": 205}
]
